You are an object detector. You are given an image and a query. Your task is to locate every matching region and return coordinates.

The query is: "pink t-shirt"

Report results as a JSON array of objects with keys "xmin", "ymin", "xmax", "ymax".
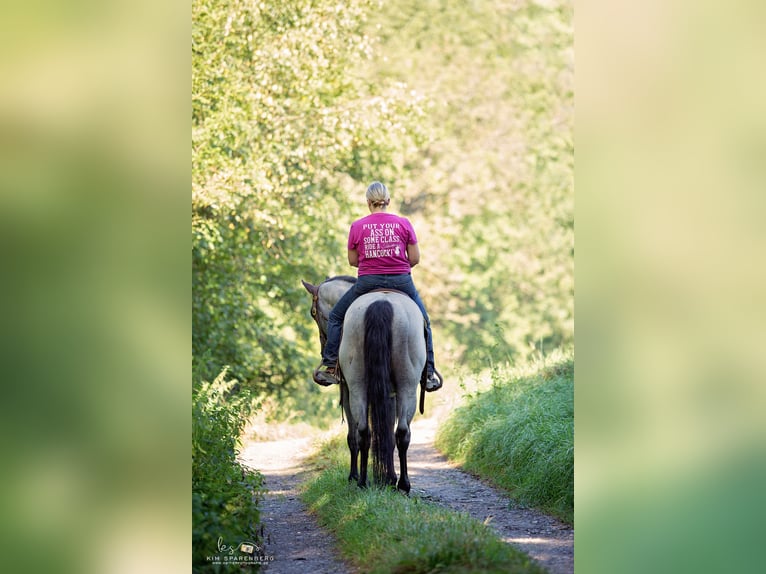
[{"xmin": 348, "ymin": 212, "xmax": 418, "ymax": 276}]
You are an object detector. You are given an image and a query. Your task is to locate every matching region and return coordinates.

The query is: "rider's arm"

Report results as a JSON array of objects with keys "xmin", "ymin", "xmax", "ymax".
[
  {"xmin": 348, "ymin": 249, "xmax": 359, "ymax": 267},
  {"xmin": 407, "ymin": 243, "xmax": 420, "ymax": 267}
]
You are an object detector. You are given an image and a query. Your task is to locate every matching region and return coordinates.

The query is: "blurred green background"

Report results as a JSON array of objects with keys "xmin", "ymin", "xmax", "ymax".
[
  {"xmin": 576, "ymin": 0, "xmax": 766, "ymax": 571},
  {"xmin": 0, "ymin": 0, "xmax": 188, "ymax": 572}
]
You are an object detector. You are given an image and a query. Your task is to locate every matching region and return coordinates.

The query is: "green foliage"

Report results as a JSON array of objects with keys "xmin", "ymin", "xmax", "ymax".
[
  {"xmin": 436, "ymin": 350, "xmax": 574, "ymax": 523},
  {"xmin": 192, "ymin": 0, "xmax": 427, "ymax": 393},
  {"xmin": 192, "ymin": 367, "xmax": 264, "ymax": 571},
  {"xmin": 302, "ymin": 437, "xmax": 546, "ymax": 574},
  {"xmin": 358, "ymin": 0, "xmax": 574, "ymax": 367}
]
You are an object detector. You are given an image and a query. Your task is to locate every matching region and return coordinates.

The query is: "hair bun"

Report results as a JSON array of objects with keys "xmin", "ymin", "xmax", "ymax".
[{"xmin": 366, "ymin": 181, "xmax": 390, "ymax": 205}]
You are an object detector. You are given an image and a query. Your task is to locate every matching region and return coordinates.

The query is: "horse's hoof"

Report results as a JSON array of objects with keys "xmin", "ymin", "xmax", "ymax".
[{"xmin": 397, "ymin": 481, "xmax": 411, "ymax": 495}]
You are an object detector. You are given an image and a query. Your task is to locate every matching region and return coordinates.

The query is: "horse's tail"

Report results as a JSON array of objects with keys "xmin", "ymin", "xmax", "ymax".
[{"xmin": 364, "ymin": 299, "xmax": 396, "ymax": 486}]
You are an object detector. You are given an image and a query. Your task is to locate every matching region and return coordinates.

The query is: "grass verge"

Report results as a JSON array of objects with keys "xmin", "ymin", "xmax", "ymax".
[
  {"xmin": 302, "ymin": 435, "xmax": 546, "ymax": 574},
  {"xmin": 436, "ymin": 350, "xmax": 574, "ymax": 524}
]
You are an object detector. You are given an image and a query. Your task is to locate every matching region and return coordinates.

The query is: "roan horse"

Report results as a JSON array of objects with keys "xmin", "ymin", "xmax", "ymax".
[{"xmin": 302, "ymin": 276, "xmax": 426, "ymax": 492}]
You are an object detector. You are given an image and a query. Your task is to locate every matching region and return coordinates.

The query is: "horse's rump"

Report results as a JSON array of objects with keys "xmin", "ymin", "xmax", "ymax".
[{"xmin": 339, "ymin": 291, "xmax": 426, "ymax": 391}]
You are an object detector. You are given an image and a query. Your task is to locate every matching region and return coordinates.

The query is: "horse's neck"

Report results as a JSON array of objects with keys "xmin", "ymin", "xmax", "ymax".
[{"xmin": 321, "ymin": 280, "xmax": 353, "ymax": 308}]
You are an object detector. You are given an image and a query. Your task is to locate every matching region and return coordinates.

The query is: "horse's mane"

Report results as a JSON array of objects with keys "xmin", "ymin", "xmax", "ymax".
[{"xmin": 326, "ymin": 275, "xmax": 357, "ymax": 285}]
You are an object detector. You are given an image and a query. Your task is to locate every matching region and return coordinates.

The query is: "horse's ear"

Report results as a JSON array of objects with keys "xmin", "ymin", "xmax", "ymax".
[{"xmin": 301, "ymin": 279, "xmax": 318, "ymax": 295}]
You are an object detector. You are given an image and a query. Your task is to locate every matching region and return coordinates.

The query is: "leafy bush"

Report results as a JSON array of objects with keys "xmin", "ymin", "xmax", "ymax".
[
  {"xmin": 437, "ymin": 350, "xmax": 574, "ymax": 523},
  {"xmin": 192, "ymin": 368, "xmax": 264, "ymax": 571}
]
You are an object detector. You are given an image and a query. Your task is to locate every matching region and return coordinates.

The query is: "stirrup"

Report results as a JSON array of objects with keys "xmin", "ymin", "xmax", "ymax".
[
  {"xmin": 425, "ymin": 369, "xmax": 443, "ymax": 392},
  {"xmin": 313, "ymin": 364, "xmax": 340, "ymax": 386}
]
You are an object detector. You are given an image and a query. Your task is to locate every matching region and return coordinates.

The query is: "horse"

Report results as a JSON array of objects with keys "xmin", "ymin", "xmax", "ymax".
[{"xmin": 302, "ymin": 276, "xmax": 426, "ymax": 492}]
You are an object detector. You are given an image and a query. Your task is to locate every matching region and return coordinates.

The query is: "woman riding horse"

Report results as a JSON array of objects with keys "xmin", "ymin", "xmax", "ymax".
[{"xmin": 312, "ymin": 181, "xmax": 443, "ymax": 392}]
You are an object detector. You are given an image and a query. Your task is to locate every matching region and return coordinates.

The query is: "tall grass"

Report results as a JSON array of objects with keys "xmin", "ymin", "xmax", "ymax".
[
  {"xmin": 302, "ymin": 436, "xmax": 546, "ymax": 574},
  {"xmin": 436, "ymin": 351, "xmax": 574, "ymax": 523}
]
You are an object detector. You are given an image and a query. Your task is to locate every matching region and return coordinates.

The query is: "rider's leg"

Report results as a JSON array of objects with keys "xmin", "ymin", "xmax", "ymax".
[
  {"xmin": 313, "ymin": 287, "xmax": 360, "ymax": 385},
  {"xmin": 321, "ymin": 289, "xmax": 358, "ymax": 366},
  {"xmin": 388, "ymin": 276, "xmax": 441, "ymax": 390},
  {"xmin": 314, "ymin": 277, "xmax": 378, "ymax": 385},
  {"xmin": 407, "ymin": 292, "xmax": 435, "ymax": 375}
]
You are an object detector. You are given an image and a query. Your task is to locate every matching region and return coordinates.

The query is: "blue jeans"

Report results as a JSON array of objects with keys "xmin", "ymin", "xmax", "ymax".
[{"xmin": 322, "ymin": 273, "xmax": 435, "ymax": 374}]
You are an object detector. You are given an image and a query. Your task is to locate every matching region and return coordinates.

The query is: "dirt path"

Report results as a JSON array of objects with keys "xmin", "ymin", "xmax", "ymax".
[
  {"xmin": 239, "ymin": 435, "xmax": 353, "ymax": 574},
  {"xmin": 238, "ymin": 416, "xmax": 573, "ymax": 574}
]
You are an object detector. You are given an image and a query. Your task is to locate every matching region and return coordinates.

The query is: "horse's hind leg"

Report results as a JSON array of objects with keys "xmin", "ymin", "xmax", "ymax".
[
  {"xmin": 347, "ymin": 430, "xmax": 359, "ymax": 483},
  {"xmin": 342, "ymin": 383, "xmax": 359, "ymax": 482},
  {"xmin": 348, "ymin": 386, "xmax": 370, "ymax": 489},
  {"xmin": 358, "ymin": 424, "xmax": 370, "ymax": 488},
  {"xmin": 395, "ymin": 424, "xmax": 411, "ymax": 494},
  {"xmin": 395, "ymin": 389, "xmax": 418, "ymax": 494}
]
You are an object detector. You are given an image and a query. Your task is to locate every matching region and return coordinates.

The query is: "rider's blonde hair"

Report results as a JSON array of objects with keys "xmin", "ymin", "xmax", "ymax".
[{"xmin": 366, "ymin": 181, "xmax": 390, "ymax": 208}]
